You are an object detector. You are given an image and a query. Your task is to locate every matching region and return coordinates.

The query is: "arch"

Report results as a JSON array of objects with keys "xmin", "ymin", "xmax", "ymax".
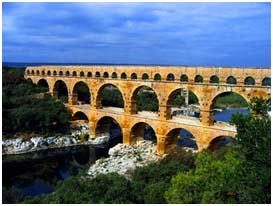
[
  {"xmin": 95, "ymin": 116, "xmax": 123, "ymax": 145},
  {"xmin": 72, "ymin": 111, "xmax": 89, "ymax": 121},
  {"xmin": 95, "ymin": 71, "xmax": 100, "ymax": 78},
  {"xmin": 207, "ymin": 136, "xmax": 235, "ymax": 151},
  {"xmin": 130, "ymin": 122, "xmax": 156, "ymax": 144},
  {"xmin": 180, "ymin": 74, "xmax": 188, "ymax": 82},
  {"xmin": 27, "ymin": 78, "xmax": 33, "ymax": 84},
  {"xmin": 47, "ymin": 70, "xmax": 51, "ymax": 76},
  {"xmin": 154, "ymin": 73, "xmax": 161, "ymax": 81},
  {"xmin": 121, "ymin": 72, "xmax": 127, "ymax": 79},
  {"xmin": 96, "ymin": 84, "xmax": 124, "ymax": 109},
  {"xmin": 103, "ymin": 72, "xmax": 109, "ymax": 78},
  {"xmin": 210, "ymin": 75, "xmax": 219, "ymax": 84},
  {"xmin": 72, "ymin": 71, "xmax": 77, "ymax": 77},
  {"xmin": 80, "ymin": 71, "xmax": 85, "ymax": 77},
  {"xmin": 26, "ymin": 70, "xmax": 30, "ymax": 75},
  {"xmin": 130, "ymin": 85, "xmax": 159, "ymax": 113},
  {"xmin": 59, "ymin": 71, "xmax": 63, "ymax": 76},
  {"xmin": 31, "ymin": 70, "xmax": 35, "ymax": 75},
  {"xmin": 53, "ymin": 71, "xmax": 57, "ymax": 76},
  {"xmin": 131, "ymin": 73, "xmax": 137, "ymax": 80},
  {"xmin": 36, "ymin": 70, "xmax": 40, "ymax": 75},
  {"xmin": 194, "ymin": 75, "xmax": 203, "ymax": 83},
  {"xmin": 262, "ymin": 77, "xmax": 271, "ymax": 86},
  {"xmin": 72, "ymin": 81, "xmax": 91, "ymax": 105},
  {"xmin": 66, "ymin": 71, "xmax": 70, "ymax": 76},
  {"xmin": 112, "ymin": 72, "xmax": 117, "ymax": 79},
  {"xmin": 53, "ymin": 80, "xmax": 68, "ymax": 103},
  {"xmin": 37, "ymin": 79, "xmax": 49, "ymax": 91},
  {"xmin": 41, "ymin": 70, "xmax": 45, "ymax": 75},
  {"xmin": 244, "ymin": 76, "xmax": 255, "ymax": 85},
  {"xmin": 167, "ymin": 73, "xmax": 175, "ymax": 81},
  {"xmin": 226, "ymin": 76, "xmax": 237, "ymax": 84},
  {"xmin": 87, "ymin": 72, "xmax": 92, "ymax": 77},
  {"xmin": 165, "ymin": 128, "xmax": 197, "ymax": 152},
  {"xmin": 142, "ymin": 73, "xmax": 149, "ymax": 80}
]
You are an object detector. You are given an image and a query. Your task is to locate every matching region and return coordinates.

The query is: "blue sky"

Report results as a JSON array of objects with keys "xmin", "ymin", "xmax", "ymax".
[{"xmin": 2, "ymin": 2, "xmax": 271, "ymax": 67}]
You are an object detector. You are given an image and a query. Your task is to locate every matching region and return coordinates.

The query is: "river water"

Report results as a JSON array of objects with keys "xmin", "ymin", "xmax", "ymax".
[{"xmin": 2, "ymin": 108, "xmax": 249, "ymax": 202}]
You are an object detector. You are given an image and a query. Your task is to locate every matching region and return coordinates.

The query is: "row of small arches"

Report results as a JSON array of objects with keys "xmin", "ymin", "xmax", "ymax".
[{"xmin": 27, "ymin": 69, "xmax": 271, "ymax": 86}]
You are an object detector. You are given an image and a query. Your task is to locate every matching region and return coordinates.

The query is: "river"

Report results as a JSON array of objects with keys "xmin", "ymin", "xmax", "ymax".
[{"xmin": 2, "ymin": 108, "xmax": 249, "ymax": 202}]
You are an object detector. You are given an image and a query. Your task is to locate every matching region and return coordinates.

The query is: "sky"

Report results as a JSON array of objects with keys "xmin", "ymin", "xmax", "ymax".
[{"xmin": 2, "ymin": 2, "xmax": 271, "ymax": 67}]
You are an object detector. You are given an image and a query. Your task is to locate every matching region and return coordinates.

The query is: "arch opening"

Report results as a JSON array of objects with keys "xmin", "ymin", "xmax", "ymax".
[
  {"xmin": 37, "ymin": 79, "xmax": 49, "ymax": 92},
  {"xmin": 103, "ymin": 72, "xmax": 109, "ymax": 78},
  {"xmin": 31, "ymin": 70, "xmax": 35, "ymax": 75},
  {"xmin": 27, "ymin": 78, "xmax": 33, "ymax": 84},
  {"xmin": 96, "ymin": 84, "xmax": 124, "ymax": 109},
  {"xmin": 131, "ymin": 86, "xmax": 159, "ymax": 114},
  {"xmin": 72, "ymin": 71, "xmax": 77, "ymax": 77},
  {"xmin": 112, "ymin": 72, "xmax": 117, "ymax": 79},
  {"xmin": 47, "ymin": 71, "xmax": 51, "ymax": 76},
  {"xmin": 59, "ymin": 71, "xmax": 63, "ymax": 76},
  {"xmin": 208, "ymin": 136, "xmax": 235, "ymax": 151},
  {"xmin": 130, "ymin": 122, "xmax": 156, "ymax": 144},
  {"xmin": 165, "ymin": 128, "xmax": 197, "ymax": 153},
  {"xmin": 142, "ymin": 73, "xmax": 149, "ymax": 80},
  {"xmin": 80, "ymin": 71, "xmax": 85, "ymax": 77},
  {"xmin": 95, "ymin": 116, "xmax": 123, "ymax": 147},
  {"xmin": 95, "ymin": 72, "xmax": 100, "ymax": 78},
  {"xmin": 154, "ymin": 73, "xmax": 161, "ymax": 81},
  {"xmin": 210, "ymin": 75, "xmax": 219, "ymax": 84},
  {"xmin": 53, "ymin": 80, "xmax": 68, "ymax": 103},
  {"xmin": 65, "ymin": 71, "xmax": 70, "ymax": 76},
  {"xmin": 244, "ymin": 76, "xmax": 255, "ymax": 85},
  {"xmin": 72, "ymin": 111, "xmax": 89, "ymax": 121},
  {"xmin": 194, "ymin": 75, "xmax": 203, "ymax": 83},
  {"xmin": 262, "ymin": 77, "xmax": 271, "ymax": 86},
  {"xmin": 131, "ymin": 73, "xmax": 137, "ymax": 80},
  {"xmin": 167, "ymin": 73, "xmax": 175, "ymax": 81},
  {"xmin": 121, "ymin": 72, "xmax": 127, "ymax": 79},
  {"xmin": 72, "ymin": 81, "xmax": 91, "ymax": 105},
  {"xmin": 87, "ymin": 72, "xmax": 92, "ymax": 77},
  {"xmin": 226, "ymin": 76, "xmax": 237, "ymax": 84},
  {"xmin": 180, "ymin": 74, "xmax": 188, "ymax": 82}
]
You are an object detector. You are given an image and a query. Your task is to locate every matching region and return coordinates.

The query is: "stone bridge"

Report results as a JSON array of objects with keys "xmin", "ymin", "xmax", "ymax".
[{"xmin": 25, "ymin": 65, "xmax": 271, "ymax": 155}]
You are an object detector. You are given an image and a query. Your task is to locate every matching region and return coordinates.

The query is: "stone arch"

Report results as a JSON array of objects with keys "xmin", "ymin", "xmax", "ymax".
[
  {"xmin": 31, "ymin": 70, "xmax": 35, "ymax": 75},
  {"xmin": 72, "ymin": 71, "xmax": 77, "ymax": 77},
  {"xmin": 66, "ymin": 71, "xmax": 70, "ymax": 76},
  {"xmin": 142, "ymin": 73, "xmax": 149, "ymax": 80},
  {"xmin": 210, "ymin": 75, "xmax": 219, "ymax": 84},
  {"xmin": 167, "ymin": 73, "xmax": 175, "ymax": 81},
  {"xmin": 72, "ymin": 81, "xmax": 91, "ymax": 105},
  {"xmin": 95, "ymin": 71, "xmax": 100, "ymax": 78},
  {"xmin": 262, "ymin": 77, "xmax": 271, "ymax": 86},
  {"xmin": 96, "ymin": 83, "xmax": 125, "ymax": 109},
  {"xmin": 53, "ymin": 80, "xmax": 68, "ymax": 103},
  {"xmin": 207, "ymin": 136, "xmax": 235, "ymax": 151},
  {"xmin": 130, "ymin": 85, "xmax": 159, "ymax": 114},
  {"xmin": 95, "ymin": 116, "xmax": 123, "ymax": 144},
  {"xmin": 80, "ymin": 71, "xmax": 85, "ymax": 77},
  {"xmin": 130, "ymin": 122, "xmax": 157, "ymax": 144},
  {"xmin": 244, "ymin": 76, "xmax": 255, "ymax": 85},
  {"xmin": 103, "ymin": 72, "xmax": 109, "ymax": 78},
  {"xmin": 226, "ymin": 76, "xmax": 237, "ymax": 84},
  {"xmin": 180, "ymin": 74, "xmax": 188, "ymax": 82},
  {"xmin": 27, "ymin": 78, "xmax": 33, "ymax": 84},
  {"xmin": 41, "ymin": 70, "xmax": 45, "ymax": 75},
  {"xmin": 37, "ymin": 79, "xmax": 49, "ymax": 91},
  {"xmin": 121, "ymin": 72, "xmax": 127, "ymax": 79},
  {"xmin": 195, "ymin": 75, "xmax": 203, "ymax": 83},
  {"xmin": 36, "ymin": 70, "xmax": 40, "ymax": 75},
  {"xmin": 112, "ymin": 72, "xmax": 117, "ymax": 79},
  {"xmin": 72, "ymin": 111, "xmax": 89, "ymax": 121},
  {"xmin": 87, "ymin": 72, "xmax": 92, "ymax": 77},
  {"xmin": 53, "ymin": 70, "xmax": 57, "ymax": 76},
  {"xmin": 47, "ymin": 70, "xmax": 51, "ymax": 76},
  {"xmin": 165, "ymin": 128, "xmax": 198, "ymax": 152},
  {"xmin": 59, "ymin": 71, "xmax": 63, "ymax": 76},
  {"xmin": 154, "ymin": 73, "xmax": 161, "ymax": 81},
  {"xmin": 131, "ymin": 73, "xmax": 137, "ymax": 80},
  {"xmin": 26, "ymin": 70, "xmax": 30, "ymax": 75}
]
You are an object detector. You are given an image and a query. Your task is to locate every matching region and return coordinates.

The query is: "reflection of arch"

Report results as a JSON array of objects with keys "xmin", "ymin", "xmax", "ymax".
[
  {"xmin": 130, "ymin": 85, "xmax": 159, "ymax": 113},
  {"xmin": 131, "ymin": 73, "xmax": 137, "ymax": 80},
  {"xmin": 142, "ymin": 73, "xmax": 149, "ymax": 80},
  {"xmin": 262, "ymin": 77, "xmax": 271, "ymax": 86},
  {"xmin": 195, "ymin": 75, "xmax": 203, "ymax": 83},
  {"xmin": 210, "ymin": 75, "xmax": 219, "ymax": 83},
  {"xmin": 112, "ymin": 72, "xmax": 117, "ymax": 79},
  {"xmin": 154, "ymin": 73, "xmax": 161, "ymax": 81},
  {"xmin": 167, "ymin": 73, "xmax": 175, "ymax": 81},
  {"xmin": 96, "ymin": 84, "xmax": 124, "ymax": 109},
  {"xmin": 121, "ymin": 72, "xmax": 127, "ymax": 79},
  {"xmin": 87, "ymin": 72, "xmax": 92, "ymax": 77},
  {"xmin": 244, "ymin": 76, "xmax": 255, "ymax": 85},
  {"xmin": 95, "ymin": 116, "xmax": 123, "ymax": 142},
  {"xmin": 180, "ymin": 74, "xmax": 188, "ymax": 82},
  {"xmin": 208, "ymin": 136, "xmax": 235, "ymax": 151},
  {"xmin": 37, "ymin": 79, "xmax": 49, "ymax": 91},
  {"xmin": 130, "ymin": 122, "xmax": 156, "ymax": 144},
  {"xmin": 53, "ymin": 80, "xmax": 68, "ymax": 103},
  {"xmin": 72, "ymin": 81, "xmax": 91, "ymax": 105},
  {"xmin": 226, "ymin": 76, "xmax": 237, "ymax": 84},
  {"xmin": 103, "ymin": 72, "xmax": 109, "ymax": 78},
  {"xmin": 165, "ymin": 128, "xmax": 197, "ymax": 152},
  {"xmin": 72, "ymin": 111, "xmax": 89, "ymax": 121}
]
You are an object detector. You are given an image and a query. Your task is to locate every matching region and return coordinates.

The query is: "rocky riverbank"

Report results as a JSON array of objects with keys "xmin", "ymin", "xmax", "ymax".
[{"xmin": 88, "ymin": 140, "xmax": 165, "ymax": 179}]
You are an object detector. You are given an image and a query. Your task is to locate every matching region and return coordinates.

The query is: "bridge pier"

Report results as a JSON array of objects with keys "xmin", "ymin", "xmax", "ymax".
[
  {"xmin": 200, "ymin": 109, "xmax": 214, "ymax": 126},
  {"xmin": 159, "ymin": 105, "xmax": 171, "ymax": 120},
  {"xmin": 156, "ymin": 135, "xmax": 166, "ymax": 155},
  {"xmin": 122, "ymin": 127, "xmax": 130, "ymax": 145}
]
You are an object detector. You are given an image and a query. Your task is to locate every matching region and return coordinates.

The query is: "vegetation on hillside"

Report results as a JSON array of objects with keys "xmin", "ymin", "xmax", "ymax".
[{"xmin": 213, "ymin": 92, "xmax": 248, "ymax": 109}]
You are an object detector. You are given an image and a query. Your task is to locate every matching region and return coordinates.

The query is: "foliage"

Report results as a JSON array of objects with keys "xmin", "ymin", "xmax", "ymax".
[
  {"xmin": 101, "ymin": 88, "xmax": 124, "ymax": 108},
  {"xmin": 3, "ymin": 186, "xmax": 24, "ymax": 204},
  {"xmin": 214, "ymin": 92, "xmax": 248, "ymax": 108}
]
